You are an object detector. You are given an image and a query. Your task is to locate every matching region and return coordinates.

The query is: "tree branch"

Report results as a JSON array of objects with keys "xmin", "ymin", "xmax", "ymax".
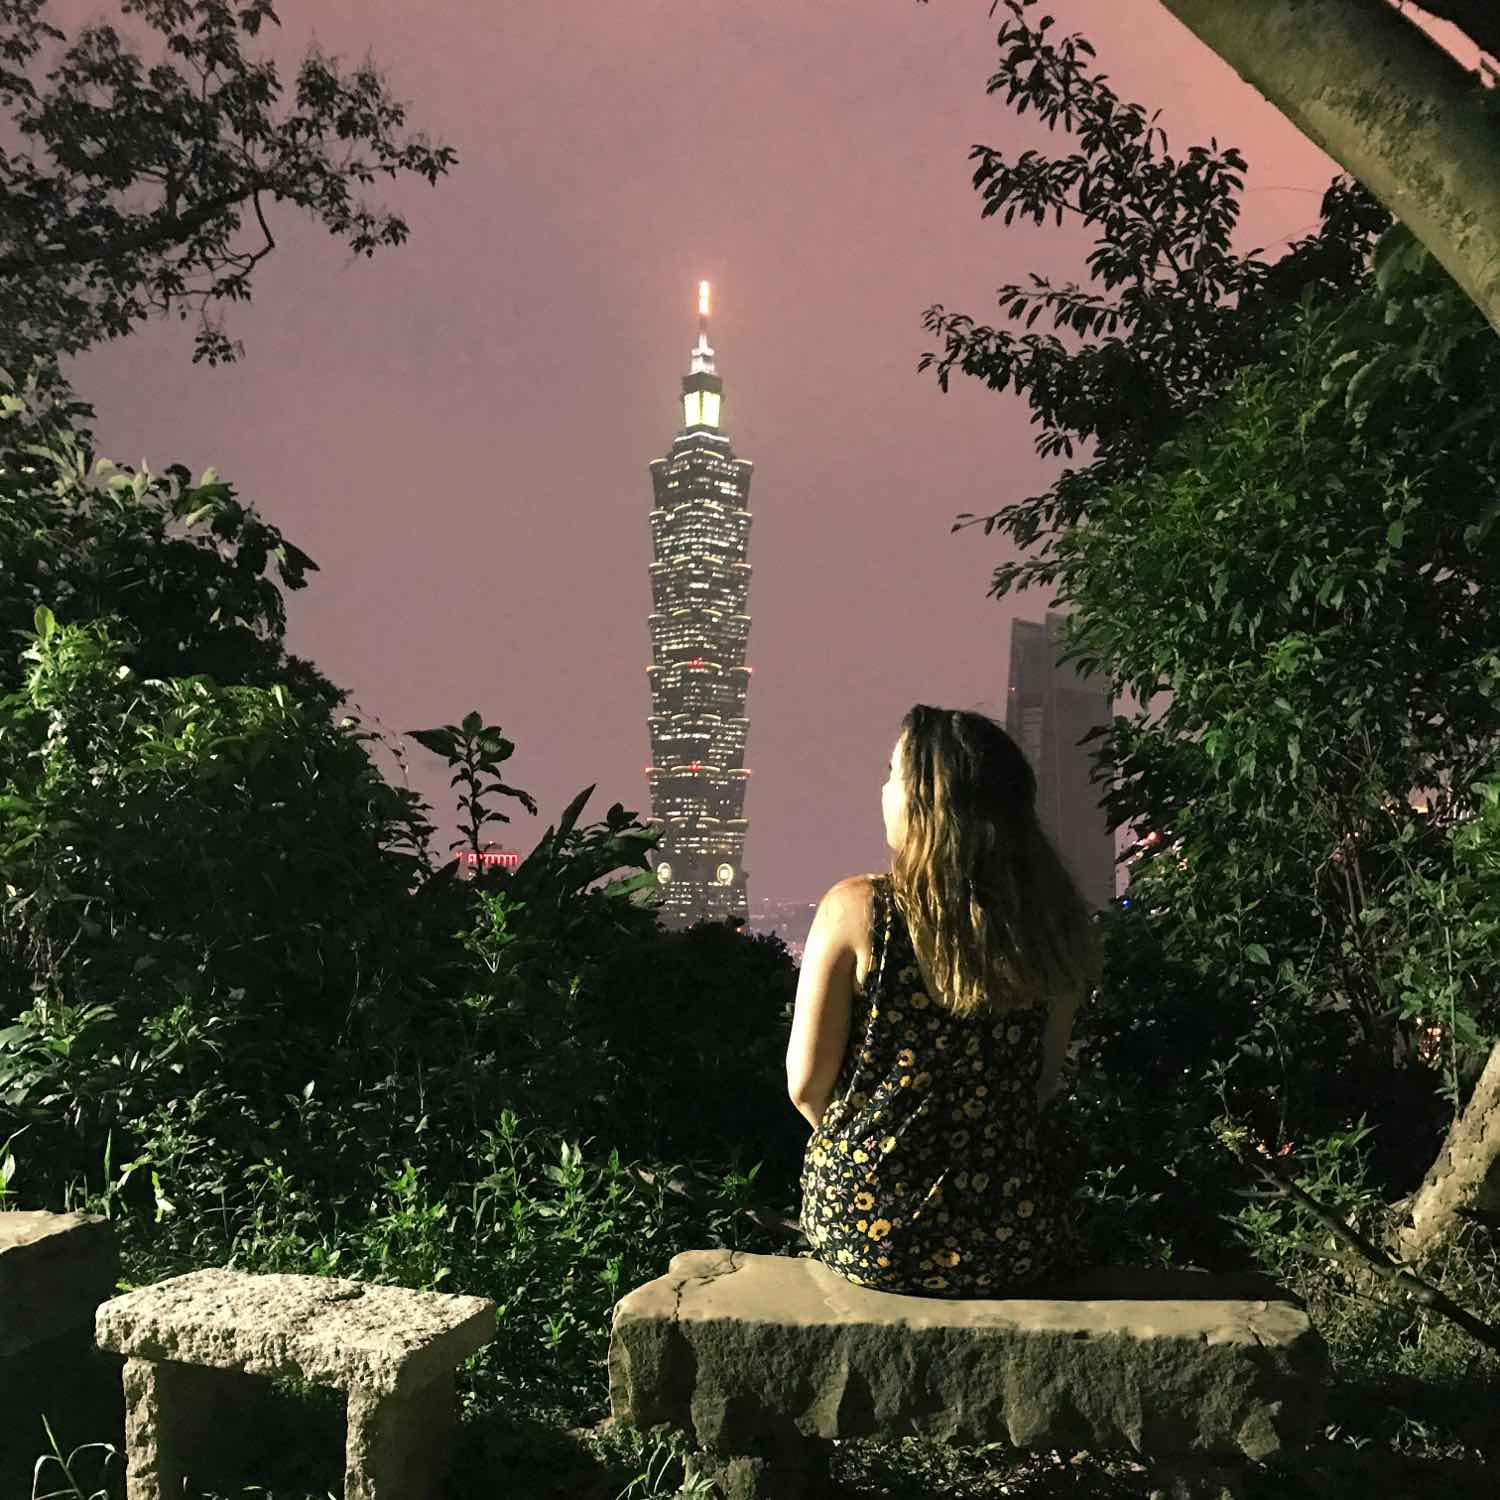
[
  {"xmin": 0, "ymin": 180, "xmax": 265, "ymax": 279},
  {"xmin": 1229, "ymin": 1137, "xmax": 1500, "ymax": 1354},
  {"xmin": 1394, "ymin": 0, "xmax": 1500, "ymax": 63},
  {"xmin": 1154, "ymin": 0, "xmax": 1500, "ymax": 334}
]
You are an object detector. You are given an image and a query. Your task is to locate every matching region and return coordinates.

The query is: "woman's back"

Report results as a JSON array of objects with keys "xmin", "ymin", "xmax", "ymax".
[{"xmin": 799, "ymin": 874, "xmax": 1084, "ymax": 1297}]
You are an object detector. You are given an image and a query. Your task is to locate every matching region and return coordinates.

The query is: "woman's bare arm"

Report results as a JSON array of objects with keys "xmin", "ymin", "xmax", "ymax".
[{"xmin": 1037, "ymin": 986, "xmax": 1083, "ymax": 1105}]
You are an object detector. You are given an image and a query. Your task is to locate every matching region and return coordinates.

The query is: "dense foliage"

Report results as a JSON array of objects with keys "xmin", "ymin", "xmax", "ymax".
[
  {"xmin": 926, "ymin": 0, "xmax": 1500, "ymax": 1325},
  {"xmin": 0, "ymin": 355, "xmax": 806, "ymax": 1451}
]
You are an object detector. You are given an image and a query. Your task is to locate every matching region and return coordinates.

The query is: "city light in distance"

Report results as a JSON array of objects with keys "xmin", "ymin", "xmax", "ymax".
[{"xmin": 699, "ymin": 280, "xmax": 711, "ymax": 317}]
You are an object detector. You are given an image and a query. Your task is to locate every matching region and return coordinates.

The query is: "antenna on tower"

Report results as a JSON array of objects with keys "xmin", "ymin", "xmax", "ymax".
[{"xmin": 690, "ymin": 279, "xmax": 716, "ymax": 374}]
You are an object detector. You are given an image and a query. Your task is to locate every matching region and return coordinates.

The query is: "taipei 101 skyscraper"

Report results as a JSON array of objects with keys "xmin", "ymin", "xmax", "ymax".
[{"xmin": 643, "ymin": 282, "xmax": 754, "ymax": 929}]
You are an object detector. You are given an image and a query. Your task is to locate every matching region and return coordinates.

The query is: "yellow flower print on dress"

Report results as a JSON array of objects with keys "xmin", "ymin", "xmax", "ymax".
[{"xmin": 795, "ymin": 879, "xmax": 1073, "ymax": 1296}]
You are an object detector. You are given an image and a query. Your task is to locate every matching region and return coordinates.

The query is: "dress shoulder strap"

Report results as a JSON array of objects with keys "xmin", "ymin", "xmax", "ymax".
[{"xmin": 868, "ymin": 873, "xmax": 895, "ymax": 995}]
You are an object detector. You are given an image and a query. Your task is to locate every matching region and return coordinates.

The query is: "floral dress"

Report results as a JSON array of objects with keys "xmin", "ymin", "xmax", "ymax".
[{"xmin": 798, "ymin": 874, "xmax": 1085, "ymax": 1297}]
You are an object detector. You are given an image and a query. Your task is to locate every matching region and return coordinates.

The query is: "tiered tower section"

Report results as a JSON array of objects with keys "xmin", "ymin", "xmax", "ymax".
[{"xmin": 644, "ymin": 282, "xmax": 754, "ymax": 928}]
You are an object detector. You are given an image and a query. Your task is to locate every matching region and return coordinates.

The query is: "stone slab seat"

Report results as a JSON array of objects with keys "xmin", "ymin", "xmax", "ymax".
[
  {"xmin": 96, "ymin": 1268, "xmax": 495, "ymax": 1500},
  {"xmin": 608, "ymin": 1250, "xmax": 1329, "ymax": 1500},
  {"xmin": 0, "ymin": 1209, "xmax": 119, "ymax": 1357}
]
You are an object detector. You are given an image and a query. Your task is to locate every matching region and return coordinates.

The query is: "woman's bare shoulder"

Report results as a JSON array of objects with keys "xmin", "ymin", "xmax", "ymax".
[{"xmin": 821, "ymin": 873, "xmax": 880, "ymax": 929}]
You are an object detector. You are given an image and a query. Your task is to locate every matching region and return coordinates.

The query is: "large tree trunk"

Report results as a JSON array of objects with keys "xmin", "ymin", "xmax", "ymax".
[
  {"xmin": 1154, "ymin": 0, "xmax": 1500, "ymax": 335},
  {"xmin": 1391, "ymin": 1038, "xmax": 1500, "ymax": 1263}
]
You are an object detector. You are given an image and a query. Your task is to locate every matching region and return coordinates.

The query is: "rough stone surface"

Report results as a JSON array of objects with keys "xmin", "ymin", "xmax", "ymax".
[
  {"xmin": 609, "ymin": 1251, "xmax": 1327, "ymax": 1466},
  {"xmin": 0, "ymin": 1209, "xmax": 119, "ymax": 1355},
  {"xmin": 96, "ymin": 1267, "xmax": 494, "ymax": 1396},
  {"xmin": 120, "ymin": 1355, "xmax": 258, "ymax": 1500},
  {"xmin": 345, "ymin": 1372, "xmax": 456, "ymax": 1500}
]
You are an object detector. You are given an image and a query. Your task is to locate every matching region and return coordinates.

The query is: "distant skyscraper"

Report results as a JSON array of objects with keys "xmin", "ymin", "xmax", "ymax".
[
  {"xmin": 1005, "ymin": 612, "xmax": 1117, "ymax": 909},
  {"xmin": 643, "ymin": 283, "xmax": 754, "ymax": 928}
]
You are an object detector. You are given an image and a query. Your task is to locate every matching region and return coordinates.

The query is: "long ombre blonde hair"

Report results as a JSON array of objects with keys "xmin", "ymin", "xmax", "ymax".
[{"xmin": 888, "ymin": 704, "xmax": 1105, "ymax": 1019}]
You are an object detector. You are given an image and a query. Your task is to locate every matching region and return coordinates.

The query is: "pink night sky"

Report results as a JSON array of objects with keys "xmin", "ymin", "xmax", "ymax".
[{"xmin": 57, "ymin": 1, "xmax": 1449, "ymax": 904}]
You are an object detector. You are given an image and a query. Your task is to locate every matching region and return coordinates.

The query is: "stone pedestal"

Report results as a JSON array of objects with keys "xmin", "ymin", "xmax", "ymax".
[
  {"xmin": 120, "ymin": 1357, "xmax": 262, "ymax": 1500},
  {"xmin": 0, "ymin": 1211, "xmax": 122, "ymax": 1493},
  {"xmin": 97, "ymin": 1268, "xmax": 495, "ymax": 1500},
  {"xmin": 345, "ymin": 1372, "xmax": 456, "ymax": 1500}
]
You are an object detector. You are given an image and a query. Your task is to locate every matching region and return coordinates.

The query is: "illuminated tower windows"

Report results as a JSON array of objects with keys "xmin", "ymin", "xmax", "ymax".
[{"xmin": 644, "ymin": 282, "xmax": 754, "ymax": 929}]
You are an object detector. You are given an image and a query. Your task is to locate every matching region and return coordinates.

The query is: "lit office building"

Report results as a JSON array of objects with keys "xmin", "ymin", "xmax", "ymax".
[
  {"xmin": 453, "ymin": 846, "xmax": 522, "ymax": 883},
  {"xmin": 1005, "ymin": 612, "xmax": 1118, "ymax": 909},
  {"xmin": 643, "ymin": 283, "xmax": 754, "ymax": 928}
]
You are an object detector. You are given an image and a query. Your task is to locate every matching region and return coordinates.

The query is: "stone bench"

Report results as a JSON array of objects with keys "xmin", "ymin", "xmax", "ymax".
[
  {"xmin": 1, "ymin": 1211, "xmax": 122, "ymax": 1494},
  {"xmin": 95, "ymin": 1268, "xmax": 495, "ymax": 1500},
  {"xmin": 608, "ymin": 1250, "xmax": 1328, "ymax": 1500},
  {"xmin": 1, "ymin": 1210, "xmax": 120, "ymax": 1357}
]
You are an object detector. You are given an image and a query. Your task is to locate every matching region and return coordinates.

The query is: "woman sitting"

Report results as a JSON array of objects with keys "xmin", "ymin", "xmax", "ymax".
[{"xmin": 787, "ymin": 703, "xmax": 1104, "ymax": 1297}]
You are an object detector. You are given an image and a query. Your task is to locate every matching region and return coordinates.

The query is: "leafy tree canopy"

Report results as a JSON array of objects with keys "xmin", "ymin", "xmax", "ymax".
[
  {"xmin": 918, "ymin": 0, "xmax": 1388, "ymax": 601},
  {"xmin": 0, "ymin": 0, "xmax": 458, "ymax": 365},
  {"xmin": 1071, "ymin": 260, "xmax": 1500, "ymax": 1112}
]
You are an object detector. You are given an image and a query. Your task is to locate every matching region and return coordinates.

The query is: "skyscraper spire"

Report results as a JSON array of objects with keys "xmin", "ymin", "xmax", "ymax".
[
  {"xmin": 679, "ymin": 278, "xmax": 723, "ymax": 432},
  {"xmin": 690, "ymin": 279, "xmax": 716, "ymax": 374}
]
